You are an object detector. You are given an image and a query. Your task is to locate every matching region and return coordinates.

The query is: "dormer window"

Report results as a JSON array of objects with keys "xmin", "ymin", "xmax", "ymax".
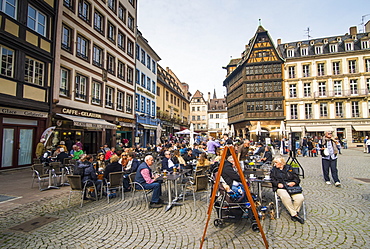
[
  {"xmin": 329, "ymin": 43, "xmax": 338, "ymax": 53},
  {"xmin": 301, "ymin": 47, "xmax": 308, "ymax": 56},
  {"xmin": 361, "ymin": 40, "xmax": 370, "ymax": 49},
  {"xmin": 287, "ymin": 49, "xmax": 294, "ymax": 58},
  {"xmin": 323, "ymin": 39, "xmax": 328, "ymax": 44},
  {"xmin": 310, "ymin": 41, "xmax": 315, "ymax": 46},
  {"xmin": 315, "ymin": 46, "xmax": 323, "ymax": 55},
  {"xmin": 345, "ymin": 42, "xmax": 354, "ymax": 51},
  {"xmin": 337, "ymin": 37, "xmax": 342, "ymax": 42}
]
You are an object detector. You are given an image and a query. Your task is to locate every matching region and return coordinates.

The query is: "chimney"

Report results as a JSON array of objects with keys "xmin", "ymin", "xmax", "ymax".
[
  {"xmin": 350, "ymin": 26, "xmax": 357, "ymax": 35},
  {"xmin": 208, "ymin": 92, "xmax": 211, "ymax": 102},
  {"xmin": 277, "ymin": 39, "xmax": 281, "ymax": 45},
  {"xmin": 366, "ymin": 20, "xmax": 370, "ymax": 33}
]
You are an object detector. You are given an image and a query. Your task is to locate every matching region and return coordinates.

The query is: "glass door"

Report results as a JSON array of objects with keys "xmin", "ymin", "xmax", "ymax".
[
  {"xmin": 18, "ymin": 129, "xmax": 33, "ymax": 165},
  {"xmin": 2, "ymin": 128, "xmax": 15, "ymax": 167}
]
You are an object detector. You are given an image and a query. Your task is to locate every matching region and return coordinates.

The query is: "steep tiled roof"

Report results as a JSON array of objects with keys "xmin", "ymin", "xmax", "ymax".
[
  {"xmin": 192, "ymin": 90, "xmax": 203, "ymax": 98},
  {"xmin": 208, "ymin": 98, "xmax": 227, "ymax": 112}
]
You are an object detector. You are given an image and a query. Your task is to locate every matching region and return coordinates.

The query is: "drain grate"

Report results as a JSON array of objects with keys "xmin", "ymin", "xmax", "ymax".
[
  {"xmin": 10, "ymin": 216, "xmax": 59, "ymax": 232},
  {"xmin": 354, "ymin": 178, "xmax": 370, "ymax": 183},
  {"xmin": 0, "ymin": 194, "xmax": 21, "ymax": 203}
]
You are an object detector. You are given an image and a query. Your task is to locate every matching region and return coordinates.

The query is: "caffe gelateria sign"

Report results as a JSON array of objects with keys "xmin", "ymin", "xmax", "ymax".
[
  {"xmin": 62, "ymin": 108, "xmax": 102, "ymax": 118},
  {"xmin": 0, "ymin": 106, "xmax": 48, "ymax": 118}
]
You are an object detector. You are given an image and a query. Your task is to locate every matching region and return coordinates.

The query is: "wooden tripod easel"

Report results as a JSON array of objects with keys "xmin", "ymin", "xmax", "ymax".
[{"xmin": 199, "ymin": 145, "xmax": 269, "ymax": 249}]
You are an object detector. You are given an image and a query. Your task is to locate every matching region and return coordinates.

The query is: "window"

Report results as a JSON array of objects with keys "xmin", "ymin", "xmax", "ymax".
[
  {"xmin": 127, "ymin": 66, "xmax": 133, "ymax": 84},
  {"xmin": 329, "ymin": 44, "xmax": 338, "ymax": 53},
  {"xmin": 202, "ymin": 106, "xmax": 206, "ymax": 111},
  {"xmin": 215, "ymin": 123, "xmax": 220, "ymax": 129},
  {"xmin": 305, "ymin": 103, "xmax": 312, "ymax": 119},
  {"xmin": 118, "ymin": 4, "xmax": 126, "ymax": 23},
  {"xmin": 333, "ymin": 80, "xmax": 342, "ymax": 96},
  {"xmin": 320, "ymin": 102, "xmax": 328, "ymax": 117},
  {"xmin": 315, "ymin": 46, "xmax": 323, "ymax": 55},
  {"xmin": 128, "ymin": 0, "xmax": 134, "ymax": 7},
  {"xmin": 147, "ymin": 55, "xmax": 151, "ymax": 69},
  {"xmin": 117, "ymin": 61, "xmax": 125, "ymax": 80},
  {"xmin": 303, "ymin": 64, "xmax": 310, "ymax": 77},
  {"xmin": 78, "ymin": 0, "xmax": 90, "ymax": 23},
  {"xmin": 287, "ymin": 49, "xmax": 294, "ymax": 58},
  {"xmin": 152, "ymin": 101, "xmax": 155, "ymax": 116},
  {"xmin": 108, "ymin": 0, "xmax": 115, "ymax": 12},
  {"xmin": 317, "ymin": 63, "xmax": 325, "ymax": 76},
  {"xmin": 367, "ymin": 78, "xmax": 370, "ymax": 92},
  {"xmin": 135, "ymin": 69, "xmax": 140, "ymax": 84},
  {"xmin": 141, "ymin": 73, "xmax": 145, "ymax": 87},
  {"xmin": 117, "ymin": 32, "xmax": 125, "ymax": 51},
  {"xmin": 288, "ymin": 66, "xmax": 295, "ymax": 78},
  {"xmin": 152, "ymin": 60, "xmax": 156, "ymax": 74},
  {"xmin": 362, "ymin": 40, "xmax": 370, "ymax": 49},
  {"xmin": 157, "ymin": 86, "xmax": 160, "ymax": 96},
  {"xmin": 105, "ymin": 86, "xmax": 114, "ymax": 108},
  {"xmin": 75, "ymin": 74, "xmax": 87, "ymax": 101},
  {"xmin": 209, "ymin": 114, "xmax": 213, "ymax": 119},
  {"xmin": 192, "ymin": 116, "xmax": 195, "ymax": 121},
  {"xmin": 117, "ymin": 91, "xmax": 123, "ymax": 110},
  {"xmin": 127, "ymin": 39, "xmax": 133, "ymax": 57},
  {"xmin": 0, "ymin": 45, "xmax": 14, "ymax": 77},
  {"xmin": 318, "ymin": 82, "xmax": 326, "ymax": 97},
  {"xmin": 76, "ymin": 35, "xmax": 89, "ymax": 60},
  {"xmin": 92, "ymin": 45, "xmax": 103, "ymax": 67},
  {"xmin": 1, "ymin": 0, "xmax": 17, "ymax": 19},
  {"xmin": 62, "ymin": 25, "xmax": 72, "ymax": 51},
  {"xmin": 166, "ymin": 91, "xmax": 169, "ymax": 101},
  {"xmin": 128, "ymin": 13, "xmax": 134, "ymax": 31},
  {"xmin": 303, "ymin": 83, "xmax": 311, "ymax": 98},
  {"xmin": 64, "ymin": 0, "xmax": 73, "ymax": 10},
  {"xmin": 140, "ymin": 96, "xmax": 145, "ymax": 112},
  {"xmin": 107, "ymin": 54, "xmax": 115, "ymax": 75},
  {"xmin": 290, "ymin": 104, "xmax": 298, "ymax": 119},
  {"xmin": 215, "ymin": 114, "xmax": 219, "ymax": 119},
  {"xmin": 349, "ymin": 60, "xmax": 356, "ymax": 73},
  {"xmin": 335, "ymin": 102, "xmax": 343, "ymax": 118},
  {"xmin": 27, "ymin": 5, "xmax": 46, "ymax": 36},
  {"xmin": 141, "ymin": 49, "xmax": 146, "ymax": 64},
  {"xmin": 201, "ymin": 115, "xmax": 206, "ymax": 120},
  {"xmin": 300, "ymin": 47, "xmax": 308, "ymax": 56},
  {"xmin": 352, "ymin": 101, "xmax": 359, "ymax": 117},
  {"xmin": 345, "ymin": 42, "xmax": 353, "ymax": 51},
  {"xmin": 333, "ymin": 61, "xmax": 340, "ymax": 75},
  {"xmin": 146, "ymin": 99, "xmax": 150, "ymax": 114},
  {"xmin": 147, "ymin": 77, "xmax": 151, "ymax": 91},
  {"xmin": 135, "ymin": 44, "xmax": 140, "ymax": 60},
  {"xmin": 135, "ymin": 94, "xmax": 139, "ymax": 111},
  {"xmin": 152, "ymin": 81, "xmax": 156, "ymax": 94},
  {"xmin": 91, "ymin": 81, "xmax": 101, "ymax": 105},
  {"xmin": 126, "ymin": 94, "xmax": 132, "ymax": 113},
  {"xmin": 170, "ymin": 94, "xmax": 173, "ymax": 104},
  {"xmin": 107, "ymin": 22, "xmax": 116, "ymax": 42},
  {"xmin": 197, "ymin": 116, "xmax": 200, "ymax": 121},
  {"xmin": 24, "ymin": 56, "xmax": 44, "ymax": 86},
  {"xmin": 350, "ymin": 79, "xmax": 358, "ymax": 95},
  {"xmin": 197, "ymin": 107, "xmax": 200, "ymax": 111},
  {"xmin": 365, "ymin": 59, "xmax": 370, "ymax": 72},
  {"xmin": 94, "ymin": 11, "xmax": 104, "ymax": 33},
  {"xmin": 289, "ymin": 84, "xmax": 297, "ymax": 98},
  {"xmin": 60, "ymin": 68, "xmax": 70, "ymax": 97}
]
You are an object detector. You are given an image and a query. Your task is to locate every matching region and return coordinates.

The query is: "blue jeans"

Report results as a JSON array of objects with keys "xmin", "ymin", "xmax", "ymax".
[
  {"xmin": 302, "ymin": 146, "xmax": 308, "ymax": 156},
  {"xmin": 322, "ymin": 158, "xmax": 340, "ymax": 183},
  {"xmin": 142, "ymin": 182, "xmax": 162, "ymax": 203}
]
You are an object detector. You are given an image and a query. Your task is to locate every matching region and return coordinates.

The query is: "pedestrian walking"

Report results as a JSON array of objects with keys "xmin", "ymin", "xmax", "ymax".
[{"xmin": 318, "ymin": 131, "xmax": 341, "ymax": 187}]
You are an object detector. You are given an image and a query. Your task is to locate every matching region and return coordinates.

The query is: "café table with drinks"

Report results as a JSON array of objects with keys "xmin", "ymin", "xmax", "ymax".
[{"xmin": 244, "ymin": 168, "xmax": 271, "ymax": 202}]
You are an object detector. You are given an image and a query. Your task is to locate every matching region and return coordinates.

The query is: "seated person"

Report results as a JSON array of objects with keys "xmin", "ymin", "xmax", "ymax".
[
  {"xmin": 271, "ymin": 156, "xmax": 305, "ymax": 224},
  {"xmin": 161, "ymin": 151, "xmax": 176, "ymax": 172},
  {"xmin": 179, "ymin": 144, "xmax": 188, "ymax": 156},
  {"xmin": 95, "ymin": 153, "xmax": 106, "ymax": 172},
  {"xmin": 56, "ymin": 147, "xmax": 70, "ymax": 163},
  {"xmin": 221, "ymin": 156, "xmax": 247, "ymax": 203},
  {"xmin": 125, "ymin": 152, "xmax": 140, "ymax": 173},
  {"xmin": 78, "ymin": 154, "xmax": 102, "ymax": 199},
  {"xmin": 135, "ymin": 155, "xmax": 163, "ymax": 208},
  {"xmin": 253, "ymin": 143, "xmax": 265, "ymax": 156},
  {"xmin": 183, "ymin": 149, "xmax": 196, "ymax": 163},
  {"xmin": 258, "ymin": 146, "xmax": 273, "ymax": 163},
  {"xmin": 103, "ymin": 155, "xmax": 122, "ymax": 180},
  {"xmin": 172, "ymin": 149, "xmax": 185, "ymax": 169},
  {"xmin": 196, "ymin": 153, "xmax": 211, "ymax": 175},
  {"xmin": 192, "ymin": 144, "xmax": 202, "ymax": 158}
]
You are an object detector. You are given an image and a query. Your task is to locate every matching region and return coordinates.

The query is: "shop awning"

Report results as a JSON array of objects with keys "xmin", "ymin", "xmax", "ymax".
[
  {"xmin": 56, "ymin": 113, "xmax": 117, "ymax": 129},
  {"xmin": 306, "ymin": 126, "xmax": 333, "ymax": 132},
  {"xmin": 289, "ymin": 127, "xmax": 303, "ymax": 132},
  {"xmin": 139, "ymin": 124, "xmax": 158, "ymax": 130},
  {"xmin": 352, "ymin": 125, "xmax": 370, "ymax": 131}
]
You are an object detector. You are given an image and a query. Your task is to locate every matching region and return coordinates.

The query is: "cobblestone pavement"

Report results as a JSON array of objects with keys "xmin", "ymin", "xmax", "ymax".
[{"xmin": 0, "ymin": 148, "xmax": 369, "ymax": 249}]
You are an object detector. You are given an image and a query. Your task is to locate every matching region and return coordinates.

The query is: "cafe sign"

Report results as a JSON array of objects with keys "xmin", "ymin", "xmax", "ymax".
[
  {"xmin": 0, "ymin": 106, "xmax": 48, "ymax": 118},
  {"xmin": 62, "ymin": 108, "xmax": 102, "ymax": 119}
]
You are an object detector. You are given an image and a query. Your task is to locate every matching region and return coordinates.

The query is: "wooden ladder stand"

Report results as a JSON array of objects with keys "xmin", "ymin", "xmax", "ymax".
[{"xmin": 199, "ymin": 145, "xmax": 269, "ymax": 249}]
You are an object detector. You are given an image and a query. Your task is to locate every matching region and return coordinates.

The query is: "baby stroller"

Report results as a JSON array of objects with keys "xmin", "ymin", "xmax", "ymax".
[{"xmin": 213, "ymin": 180, "xmax": 260, "ymax": 232}]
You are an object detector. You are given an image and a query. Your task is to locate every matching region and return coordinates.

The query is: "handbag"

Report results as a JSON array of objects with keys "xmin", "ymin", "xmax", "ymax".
[{"xmin": 285, "ymin": 185, "xmax": 303, "ymax": 195}]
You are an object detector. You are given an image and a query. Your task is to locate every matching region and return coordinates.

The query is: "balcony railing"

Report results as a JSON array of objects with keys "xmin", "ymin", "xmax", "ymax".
[{"xmin": 314, "ymin": 88, "xmax": 369, "ymax": 98}]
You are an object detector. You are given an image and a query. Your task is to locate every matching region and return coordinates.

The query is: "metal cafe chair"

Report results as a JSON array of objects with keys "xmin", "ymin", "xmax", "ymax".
[
  {"xmin": 31, "ymin": 164, "xmax": 49, "ymax": 191},
  {"xmin": 67, "ymin": 175, "xmax": 98, "ymax": 207},
  {"xmin": 128, "ymin": 172, "xmax": 152, "ymax": 206},
  {"xmin": 104, "ymin": 172, "xmax": 124, "ymax": 203}
]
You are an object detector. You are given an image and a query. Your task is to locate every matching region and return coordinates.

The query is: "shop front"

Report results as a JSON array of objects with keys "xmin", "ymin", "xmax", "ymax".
[
  {"xmin": 0, "ymin": 107, "xmax": 48, "ymax": 169},
  {"xmin": 136, "ymin": 115, "xmax": 158, "ymax": 146},
  {"xmin": 53, "ymin": 108, "xmax": 117, "ymax": 154},
  {"xmin": 116, "ymin": 117, "xmax": 135, "ymax": 148}
]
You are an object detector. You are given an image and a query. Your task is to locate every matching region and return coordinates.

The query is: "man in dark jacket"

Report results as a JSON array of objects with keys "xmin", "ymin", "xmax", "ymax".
[
  {"xmin": 183, "ymin": 149, "xmax": 196, "ymax": 163},
  {"xmin": 77, "ymin": 154, "xmax": 101, "ymax": 199},
  {"xmin": 221, "ymin": 156, "xmax": 246, "ymax": 203},
  {"xmin": 104, "ymin": 155, "xmax": 122, "ymax": 180},
  {"xmin": 161, "ymin": 151, "xmax": 175, "ymax": 172}
]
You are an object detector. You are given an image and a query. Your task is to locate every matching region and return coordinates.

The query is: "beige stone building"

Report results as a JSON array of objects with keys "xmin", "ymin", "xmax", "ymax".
[
  {"xmin": 278, "ymin": 23, "xmax": 370, "ymax": 146},
  {"xmin": 52, "ymin": 0, "xmax": 137, "ymax": 152},
  {"xmin": 190, "ymin": 90, "xmax": 208, "ymax": 134}
]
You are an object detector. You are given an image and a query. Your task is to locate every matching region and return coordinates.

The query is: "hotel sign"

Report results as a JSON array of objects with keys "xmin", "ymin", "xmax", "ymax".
[{"xmin": 0, "ymin": 106, "xmax": 48, "ymax": 118}]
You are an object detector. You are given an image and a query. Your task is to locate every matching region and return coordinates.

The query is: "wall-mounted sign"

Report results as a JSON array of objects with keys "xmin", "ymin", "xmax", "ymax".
[
  {"xmin": 62, "ymin": 108, "xmax": 102, "ymax": 119},
  {"xmin": 0, "ymin": 106, "xmax": 48, "ymax": 118}
]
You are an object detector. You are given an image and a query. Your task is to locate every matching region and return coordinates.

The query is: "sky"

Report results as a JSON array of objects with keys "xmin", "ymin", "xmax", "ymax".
[{"xmin": 137, "ymin": 0, "xmax": 370, "ymax": 98}]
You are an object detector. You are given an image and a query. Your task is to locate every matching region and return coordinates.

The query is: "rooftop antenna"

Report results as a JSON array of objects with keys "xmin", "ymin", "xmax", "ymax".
[
  {"xmin": 304, "ymin": 27, "xmax": 312, "ymax": 40},
  {"xmin": 259, "ymin": 18, "xmax": 262, "ymax": 26},
  {"xmin": 359, "ymin": 14, "xmax": 370, "ymax": 32}
]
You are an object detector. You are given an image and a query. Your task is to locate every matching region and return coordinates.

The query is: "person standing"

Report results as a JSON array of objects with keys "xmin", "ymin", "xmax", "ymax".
[
  {"xmin": 206, "ymin": 136, "xmax": 220, "ymax": 160},
  {"xmin": 301, "ymin": 137, "xmax": 308, "ymax": 157},
  {"xmin": 238, "ymin": 140, "xmax": 250, "ymax": 170},
  {"xmin": 318, "ymin": 131, "xmax": 341, "ymax": 187},
  {"xmin": 35, "ymin": 138, "xmax": 46, "ymax": 159},
  {"xmin": 342, "ymin": 137, "xmax": 348, "ymax": 149},
  {"xmin": 364, "ymin": 136, "xmax": 369, "ymax": 153}
]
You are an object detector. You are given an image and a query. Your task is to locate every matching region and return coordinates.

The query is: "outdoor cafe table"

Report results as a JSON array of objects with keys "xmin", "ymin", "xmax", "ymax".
[
  {"xmin": 157, "ymin": 169, "xmax": 191, "ymax": 211},
  {"xmin": 41, "ymin": 164, "xmax": 60, "ymax": 191},
  {"xmin": 244, "ymin": 169, "xmax": 270, "ymax": 202}
]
